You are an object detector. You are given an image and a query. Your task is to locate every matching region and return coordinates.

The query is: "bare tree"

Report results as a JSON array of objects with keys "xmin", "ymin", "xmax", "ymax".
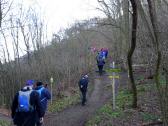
[
  {"xmin": 146, "ymin": 0, "xmax": 168, "ymax": 125},
  {"xmin": 0, "ymin": 0, "xmax": 2, "ymax": 27},
  {"xmin": 127, "ymin": 0, "xmax": 138, "ymax": 108}
]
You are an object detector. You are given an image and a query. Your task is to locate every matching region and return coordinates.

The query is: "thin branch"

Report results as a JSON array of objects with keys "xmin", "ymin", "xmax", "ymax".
[{"xmin": 2, "ymin": 0, "xmax": 13, "ymax": 19}]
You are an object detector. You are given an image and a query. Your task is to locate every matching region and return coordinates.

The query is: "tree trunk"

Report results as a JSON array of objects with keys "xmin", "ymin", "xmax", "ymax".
[
  {"xmin": 123, "ymin": 0, "xmax": 130, "ymax": 70},
  {"xmin": 127, "ymin": 0, "xmax": 138, "ymax": 108},
  {"xmin": 147, "ymin": 0, "xmax": 168, "ymax": 125},
  {"xmin": 0, "ymin": 0, "xmax": 2, "ymax": 27}
]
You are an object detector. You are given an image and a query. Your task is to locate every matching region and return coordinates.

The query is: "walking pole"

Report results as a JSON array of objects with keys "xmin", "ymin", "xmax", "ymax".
[{"xmin": 50, "ymin": 77, "xmax": 53, "ymax": 104}]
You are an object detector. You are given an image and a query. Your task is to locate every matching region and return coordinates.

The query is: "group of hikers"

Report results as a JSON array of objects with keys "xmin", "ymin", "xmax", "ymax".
[
  {"xmin": 11, "ymin": 80, "xmax": 51, "ymax": 126},
  {"xmin": 96, "ymin": 48, "xmax": 108, "ymax": 75},
  {"xmin": 78, "ymin": 48, "xmax": 108, "ymax": 106},
  {"xmin": 11, "ymin": 47, "xmax": 108, "ymax": 126}
]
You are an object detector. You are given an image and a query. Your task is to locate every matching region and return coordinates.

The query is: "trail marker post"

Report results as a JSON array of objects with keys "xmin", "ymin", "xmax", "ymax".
[
  {"xmin": 108, "ymin": 62, "xmax": 120, "ymax": 110},
  {"xmin": 50, "ymin": 77, "xmax": 53, "ymax": 104},
  {"xmin": 112, "ymin": 62, "xmax": 116, "ymax": 110}
]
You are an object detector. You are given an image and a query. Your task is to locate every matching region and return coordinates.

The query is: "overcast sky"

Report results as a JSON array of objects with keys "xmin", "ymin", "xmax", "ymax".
[
  {"xmin": 24, "ymin": 0, "xmax": 104, "ymax": 38},
  {"xmin": 0, "ymin": 0, "xmax": 105, "ymax": 61}
]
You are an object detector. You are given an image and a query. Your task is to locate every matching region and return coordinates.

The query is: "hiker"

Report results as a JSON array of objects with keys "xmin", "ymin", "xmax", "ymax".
[
  {"xmin": 34, "ymin": 81, "xmax": 51, "ymax": 125},
  {"xmin": 100, "ymin": 48, "xmax": 106, "ymax": 60},
  {"xmin": 101, "ymin": 48, "xmax": 108, "ymax": 59},
  {"xmin": 11, "ymin": 80, "xmax": 44, "ymax": 126},
  {"xmin": 78, "ymin": 74, "xmax": 89, "ymax": 106},
  {"xmin": 103, "ymin": 48, "xmax": 108, "ymax": 58},
  {"xmin": 44, "ymin": 83, "xmax": 48, "ymax": 88},
  {"xmin": 96, "ymin": 52, "xmax": 105, "ymax": 75}
]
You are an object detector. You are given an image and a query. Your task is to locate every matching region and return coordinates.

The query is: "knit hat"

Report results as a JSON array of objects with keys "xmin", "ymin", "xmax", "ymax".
[
  {"xmin": 26, "ymin": 80, "xmax": 35, "ymax": 86},
  {"xmin": 36, "ymin": 81, "xmax": 43, "ymax": 86}
]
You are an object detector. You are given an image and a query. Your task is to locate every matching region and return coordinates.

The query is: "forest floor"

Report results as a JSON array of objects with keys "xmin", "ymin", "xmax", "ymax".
[{"xmin": 85, "ymin": 71, "xmax": 162, "ymax": 126}]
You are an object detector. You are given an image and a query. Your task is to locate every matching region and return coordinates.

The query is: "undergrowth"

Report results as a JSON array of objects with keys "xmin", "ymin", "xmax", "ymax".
[
  {"xmin": 86, "ymin": 83, "xmax": 159, "ymax": 126},
  {"xmin": 86, "ymin": 88, "xmax": 132, "ymax": 126},
  {"xmin": 0, "ymin": 119, "xmax": 10, "ymax": 126},
  {"xmin": 48, "ymin": 93, "xmax": 80, "ymax": 112}
]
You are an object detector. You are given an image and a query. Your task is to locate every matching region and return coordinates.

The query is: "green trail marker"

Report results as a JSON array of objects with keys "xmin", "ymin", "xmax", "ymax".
[
  {"xmin": 109, "ymin": 75, "xmax": 120, "ymax": 79},
  {"xmin": 106, "ymin": 68, "xmax": 121, "ymax": 73}
]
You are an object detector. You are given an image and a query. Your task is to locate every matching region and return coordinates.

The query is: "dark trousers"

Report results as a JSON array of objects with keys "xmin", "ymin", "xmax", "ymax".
[
  {"xmin": 36, "ymin": 122, "xmax": 42, "ymax": 126},
  {"xmin": 81, "ymin": 91, "xmax": 87, "ymax": 105},
  {"xmin": 36, "ymin": 117, "xmax": 43, "ymax": 126},
  {"xmin": 98, "ymin": 65, "xmax": 103, "ymax": 75},
  {"xmin": 13, "ymin": 112, "xmax": 36, "ymax": 126}
]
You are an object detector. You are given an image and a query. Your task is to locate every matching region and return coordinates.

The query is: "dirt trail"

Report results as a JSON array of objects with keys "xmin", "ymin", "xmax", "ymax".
[
  {"xmin": 0, "ymin": 113, "xmax": 11, "ymax": 121},
  {"xmin": 44, "ymin": 75, "xmax": 112, "ymax": 126}
]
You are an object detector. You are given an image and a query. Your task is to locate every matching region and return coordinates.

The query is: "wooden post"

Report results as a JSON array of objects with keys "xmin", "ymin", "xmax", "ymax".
[
  {"xmin": 50, "ymin": 77, "xmax": 53, "ymax": 104},
  {"xmin": 112, "ymin": 61, "xmax": 116, "ymax": 110}
]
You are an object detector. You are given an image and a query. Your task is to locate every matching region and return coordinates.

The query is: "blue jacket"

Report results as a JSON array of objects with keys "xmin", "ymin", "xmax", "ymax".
[
  {"xmin": 96, "ymin": 54, "xmax": 105, "ymax": 66},
  {"xmin": 78, "ymin": 77, "xmax": 89, "ymax": 92},
  {"xmin": 35, "ymin": 86, "xmax": 51, "ymax": 112},
  {"xmin": 104, "ymin": 50, "xmax": 108, "ymax": 58}
]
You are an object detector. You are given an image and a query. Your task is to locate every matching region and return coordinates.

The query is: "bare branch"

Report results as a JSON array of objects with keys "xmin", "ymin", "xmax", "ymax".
[{"xmin": 2, "ymin": 0, "xmax": 13, "ymax": 19}]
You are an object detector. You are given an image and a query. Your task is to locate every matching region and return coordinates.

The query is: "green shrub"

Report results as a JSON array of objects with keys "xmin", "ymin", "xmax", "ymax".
[
  {"xmin": 86, "ymin": 89, "xmax": 131, "ymax": 126},
  {"xmin": 86, "ymin": 115, "xmax": 101, "ymax": 126},
  {"xmin": 48, "ymin": 93, "xmax": 80, "ymax": 112},
  {"xmin": 140, "ymin": 112, "xmax": 159, "ymax": 121},
  {"xmin": 0, "ymin": 120, "xmax": 10, "ymax": 126},
  {"xmin": 116, "ymin": 89, "xmax": 132, "ymax": 109}
]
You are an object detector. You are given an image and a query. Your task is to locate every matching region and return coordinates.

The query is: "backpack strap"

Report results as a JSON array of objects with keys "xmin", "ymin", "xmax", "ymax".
[{"xmin": 36, "ymin": 87, "xmax": 45, "ymax": 100}]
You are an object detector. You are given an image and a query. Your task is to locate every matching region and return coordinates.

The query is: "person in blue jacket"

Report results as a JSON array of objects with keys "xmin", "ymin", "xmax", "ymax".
[
  {"xmin": 11, "ymin": 80, "xmax": 44, "ymax": 126},
  {"xmin": 34, "ymin": 81, "xmax": 51, "ymax": 126},
  {"xmin": 101, "ymin": 48, "xmax": 108, "ymax": 59},
  {"xmin": 78, "ymin": 74, "xmax": 89, "ymax": 106},
  {"xmin": 96, "ymin": 52, "xmax": 105, "ymax": 75}
]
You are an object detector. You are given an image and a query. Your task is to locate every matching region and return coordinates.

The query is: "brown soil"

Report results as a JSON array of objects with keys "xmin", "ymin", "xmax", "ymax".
[{"xmin": 0, "ymin": 108, "xmax": 11, "ymax": 121}]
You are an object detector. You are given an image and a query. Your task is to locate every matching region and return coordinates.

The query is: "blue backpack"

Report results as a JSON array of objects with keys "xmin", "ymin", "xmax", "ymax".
[
  {"xmin": 36, "ymin": 87, "xmax": 45, "ymax": 102},
  {"xmin": 18, "ymin": 90, "xmax": 33, "ymax": 112},
  {"xmin": 97, "ymin": 53, "xmax": 104, "ymax": 62}
]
